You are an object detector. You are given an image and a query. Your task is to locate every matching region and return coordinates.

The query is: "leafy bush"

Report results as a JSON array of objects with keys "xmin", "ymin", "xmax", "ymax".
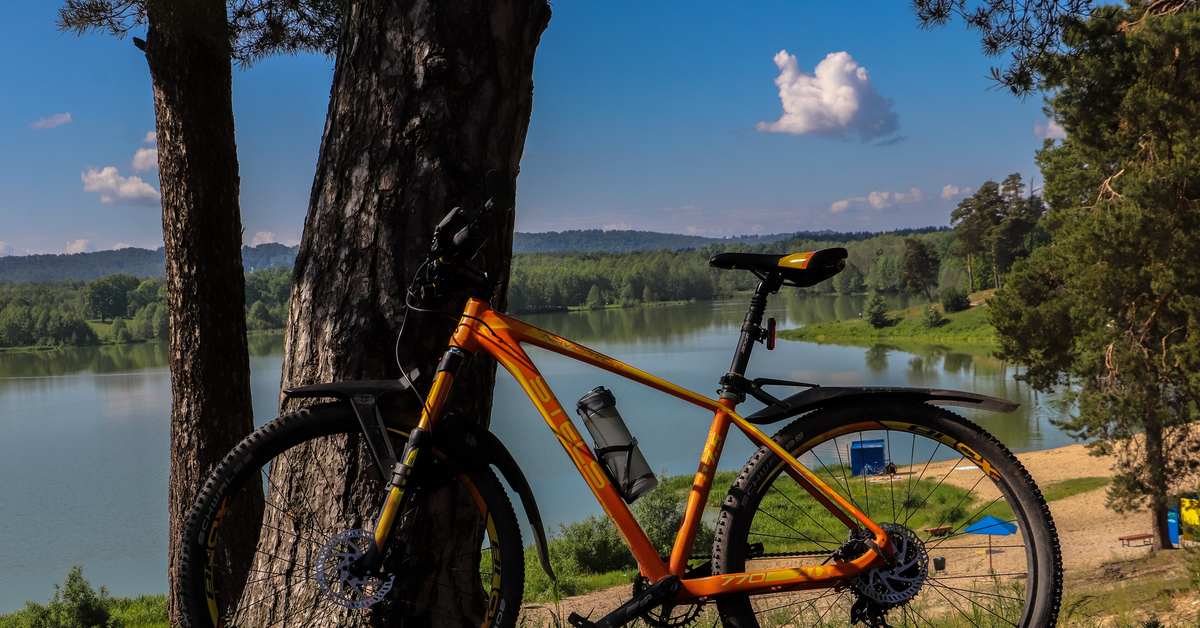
[
  {"xmin": 0, "ymin": 566, "xmax": 110, "ymax": 628},
  {"xmin": 522, "ymin": 472, "xmax": 720, "ymax": 602},
  {"xmin": 940, "ymin": 286, "xmax": 970, "ymax": 313},
  {"xmin": 558, "ymin": 515, "xmax": 633, "ymax": 574}
]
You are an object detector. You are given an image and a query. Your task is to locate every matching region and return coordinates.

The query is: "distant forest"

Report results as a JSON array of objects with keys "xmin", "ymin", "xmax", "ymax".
[
  {"xmin": 0, "ymin": 243, "xmax": 300, "ymax": 282},
  {"xmin": 0, "ymin": 228, "xmax": 949, "ymax": 282},
  {"xmin": 1, "ymin": 225, "xmax": 975, "ymax": 348}
]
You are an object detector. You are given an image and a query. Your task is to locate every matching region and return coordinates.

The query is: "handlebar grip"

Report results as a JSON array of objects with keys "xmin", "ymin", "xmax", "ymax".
[{"xmin": 485, "ymin": 169, "xmax": 514, "ymax": 213}]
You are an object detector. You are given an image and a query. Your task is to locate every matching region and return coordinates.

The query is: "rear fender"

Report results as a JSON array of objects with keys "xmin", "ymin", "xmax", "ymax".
[{"xmin": 744, "ymin": 386, "xmax": 1018, "ymax": 425}]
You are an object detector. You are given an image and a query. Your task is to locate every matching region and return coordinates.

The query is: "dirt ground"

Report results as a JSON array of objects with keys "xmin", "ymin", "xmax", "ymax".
[{"xmin": 520, "ymin": 442, "xmax": 1189, "ymax": 626}]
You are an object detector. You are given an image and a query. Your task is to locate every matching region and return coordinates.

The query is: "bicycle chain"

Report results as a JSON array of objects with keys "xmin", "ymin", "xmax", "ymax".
[{"xmin": 689, "ymin": 549, "xmax": 832, "ymax": 560}]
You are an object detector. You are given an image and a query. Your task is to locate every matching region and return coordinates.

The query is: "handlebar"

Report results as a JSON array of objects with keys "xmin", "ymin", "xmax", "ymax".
[
  {"xmin": 428, "ymin": 170, "xmax": 514, "ymax": 264},
  {"xmin": 420, "ymin": 170, "xmax": 514, "ymax": 301}
]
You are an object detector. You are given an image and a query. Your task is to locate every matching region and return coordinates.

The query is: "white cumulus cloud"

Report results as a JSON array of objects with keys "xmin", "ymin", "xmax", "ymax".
[
  {"xmin": 250, "ymin": 231, "xmax": 276, "ymax": 246},
  {"xmin": 0, "ymin": 242, "xmax": 13, "ymax": 257},
  {"xmin": 132, "ymin": 147, "xmax": 158, "ymax": 171},
  {"xmin": 1034, "ymin": 119, "xmax": 1066, "ymax": 140},
  {"xmin": 603, "ymin": 222, "xmax": 632, "ymax": 231},
  {"xmin": 830, "ymin": 199, "xmax": 852, "ymax": 213},
  {"xmin": 143, "ymin": 131, "xmax": 157, "ymax": 144},
  {"xmin": 66, "ymin": 239, "xmax": 95, "ymax": 254},
  {"xmin": 81, "ymin": 166, "xmax": 161, "ymax": 206},
  {"xmin": 868, "ymin": 188, "xmax": 925, "ymax": 209},
  {"xmin": 941, "ymin": 184, "xmax": 973, "ymax": 200},
  {"xmin": 31, "ymin": 113, "xmax": 72, "ymax": 129},
  {"xmin": 757, "ymin": 50, "xmax": 899, "ymax": 142}
]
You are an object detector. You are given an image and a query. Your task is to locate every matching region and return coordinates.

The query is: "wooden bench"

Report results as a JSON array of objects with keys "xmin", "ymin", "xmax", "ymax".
[
  {"xmin": 923, "ymin": 526, "xmax": 952, "ymax": 537},
  {"xmin": 1119, "ymin": 533, "xmax": 1154, "ymax": 547}
]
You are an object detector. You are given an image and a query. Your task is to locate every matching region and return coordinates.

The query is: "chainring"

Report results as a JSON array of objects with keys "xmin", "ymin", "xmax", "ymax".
[
  {"xmin": 315, "ymin": 529, "xmax": 396, "ymax": 609},
  {"xmin": 632, "ymin": 575, "xmax": 704, "ymax": 628}
]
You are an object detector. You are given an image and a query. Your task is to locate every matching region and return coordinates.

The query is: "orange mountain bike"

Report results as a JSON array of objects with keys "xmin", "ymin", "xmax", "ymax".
[{"xmin": 178, "ymin": 174, "xmax": 1061, "ymax": 628}]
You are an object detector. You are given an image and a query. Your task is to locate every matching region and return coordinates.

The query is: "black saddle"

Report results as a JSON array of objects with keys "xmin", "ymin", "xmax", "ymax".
[{"xmin": 709, "ymin": 248, "xmax": 847, "ymax": 288}]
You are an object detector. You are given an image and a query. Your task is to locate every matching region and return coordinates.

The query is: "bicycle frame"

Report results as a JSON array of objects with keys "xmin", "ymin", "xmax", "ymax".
[{"xmin": 412, "ymin": 297, "xmax": 894, "ymax": 603}]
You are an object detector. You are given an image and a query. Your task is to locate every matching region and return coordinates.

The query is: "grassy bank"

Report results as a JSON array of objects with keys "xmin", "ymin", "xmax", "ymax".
[{"xmin": 779, "ymin": 300, "xmax": 996, "ymax": 344}]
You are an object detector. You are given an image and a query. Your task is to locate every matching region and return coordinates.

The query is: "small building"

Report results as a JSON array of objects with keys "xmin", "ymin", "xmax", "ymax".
[{"xmin": 850, "ymin": 439, "xmax": 886, "ymax": 476}]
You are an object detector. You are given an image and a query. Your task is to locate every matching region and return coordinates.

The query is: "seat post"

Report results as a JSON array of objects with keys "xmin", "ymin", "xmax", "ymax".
[{"xmin": 721, "ymin": 276, "xmax": 780, "ymax": 401}]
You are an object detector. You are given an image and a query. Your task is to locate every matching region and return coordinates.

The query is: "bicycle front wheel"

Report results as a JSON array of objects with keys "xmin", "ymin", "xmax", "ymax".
[
  {"xmin": 711, "ymin": 401, "xmax": 1062, "ymax": 628},
  {"xmin": 177, "ymin": 402, "xmax": 525, "ymax": 628}
]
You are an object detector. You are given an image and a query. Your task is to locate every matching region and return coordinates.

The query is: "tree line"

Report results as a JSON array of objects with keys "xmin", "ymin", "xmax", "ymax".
[
  {"xmin": 1, "ymin": 212, "xmax": 1041, "ymax": 347},
  {"xmin": 0, "ymin": 243, "xmax": 300, "ymax": 283},
  {"xmin": 0, "ymin": 265, "xmax": 295, "ymax": 349}
]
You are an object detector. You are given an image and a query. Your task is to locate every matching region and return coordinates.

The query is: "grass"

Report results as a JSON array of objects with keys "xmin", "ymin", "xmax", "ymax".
[
  {"xmin": 1042, "ymin": 476, "xmax": 1112, "ymax": 502},
  {"xmin": 779, "ymin": 302, "xmax": 996, "ymax": 344}
]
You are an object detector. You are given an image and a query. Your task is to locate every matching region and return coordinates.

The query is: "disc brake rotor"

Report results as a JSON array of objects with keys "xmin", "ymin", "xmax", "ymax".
[
  {"xmin": 850, "ymin": 522, "xmax": 929, "ymax": 608},
  {"xmin": 315, "ymin": 529, "xmax": 396, "ymax": 609}
]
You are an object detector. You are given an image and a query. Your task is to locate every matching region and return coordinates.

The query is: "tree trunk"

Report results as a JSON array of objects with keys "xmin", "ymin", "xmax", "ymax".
[
  {"xmin": 1145, "ymin": 409, "xmax": 1174, "ymax": 550},
  {"xmin": 246, "ymin": 0, "xmax": 551, "ymax": 624},
  {"xmin": 991, "ymin": 244, "xmax": 1001, "ymax": 290},
  {"xmin": 141, "ymin": 2, "xmax": 259, "ymax": 624},
  {"xmin": 965, "ymin": 253, "xmax": 974, "ymax": 294}
]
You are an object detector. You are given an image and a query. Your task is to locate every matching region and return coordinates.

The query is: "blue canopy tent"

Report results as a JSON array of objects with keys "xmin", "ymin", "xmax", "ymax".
[{"xmin": 964, "ymin": 515, "xmax": 1017, "ymax": 572}]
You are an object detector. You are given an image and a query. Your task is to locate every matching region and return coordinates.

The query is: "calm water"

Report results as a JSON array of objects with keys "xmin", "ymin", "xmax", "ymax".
[{"xmin": 0, "ymin": 294, "xmax": 1070, "ymax": 612}]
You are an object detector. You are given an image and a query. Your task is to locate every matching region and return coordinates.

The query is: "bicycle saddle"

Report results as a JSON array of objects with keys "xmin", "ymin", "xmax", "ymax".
[{"xmin": 709, "ymin": 248, "xmax": 847, "ymax": 287}]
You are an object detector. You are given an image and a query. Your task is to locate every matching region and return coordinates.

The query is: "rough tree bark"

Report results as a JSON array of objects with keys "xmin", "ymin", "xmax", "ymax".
[
  {"xmin": 242, "ymin": 0, "xmax": 551, "ymax": 625},
  {"xmin": 140, "ymin": 1, "xmax": 258, "ymax": 624}
]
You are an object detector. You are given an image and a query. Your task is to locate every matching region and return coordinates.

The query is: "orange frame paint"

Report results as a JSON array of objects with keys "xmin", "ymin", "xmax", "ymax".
[{"xmin": 446, "ymin": 298, "xmax": 893, "ymax": 603}]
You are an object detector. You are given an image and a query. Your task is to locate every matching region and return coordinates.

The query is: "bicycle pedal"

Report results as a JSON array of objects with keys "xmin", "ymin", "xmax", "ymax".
[{"xmin": 567, "ymin": 612, "xmax": 597, "ymax": 628}]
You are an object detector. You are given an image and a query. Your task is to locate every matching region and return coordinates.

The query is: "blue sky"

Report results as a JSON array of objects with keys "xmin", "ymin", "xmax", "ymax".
[{"xmin": 0, "ymin": 1, "xmax": 1062, "ymax": 257}]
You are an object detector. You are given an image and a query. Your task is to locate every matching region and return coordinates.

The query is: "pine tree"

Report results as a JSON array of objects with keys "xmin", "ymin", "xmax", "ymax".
[{"xmin": 990, "ymin": 4, "xmax": 1200, "ymax": 551}]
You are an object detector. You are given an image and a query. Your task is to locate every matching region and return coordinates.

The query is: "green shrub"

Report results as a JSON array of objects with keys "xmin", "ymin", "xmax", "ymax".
[
  {"xmin": 940, "ymin": 286, "xmax": 971, "ymax": 313},
  {"xmin": 558, "ymin": 515, "xmax": 634, "ymax": 574},
  {"xmin": 919, "ymin": 303, "xmax": 946, "ymax": 329},
  {"xmin": 0, "ymin": 566, "xmax": 110, "ymax": 628},
  {"xmin": 864, "ymin": 292, "xmax": 890, "ymax": 329}
]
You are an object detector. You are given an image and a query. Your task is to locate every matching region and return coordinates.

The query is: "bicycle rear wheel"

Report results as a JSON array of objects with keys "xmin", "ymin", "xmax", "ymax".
[
  {"xmin": 711, "ymin": 401, "xmax": 1061, "ymax": 628},
  {"xmin": 177, "ymin": 402, "xmax": 524, "ymax": 628}
]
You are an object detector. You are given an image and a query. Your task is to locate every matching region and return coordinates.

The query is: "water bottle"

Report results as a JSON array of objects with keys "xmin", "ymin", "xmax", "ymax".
[{"xmin": 576, "ymin": 386, "xmax": 657, "ymax": 503}]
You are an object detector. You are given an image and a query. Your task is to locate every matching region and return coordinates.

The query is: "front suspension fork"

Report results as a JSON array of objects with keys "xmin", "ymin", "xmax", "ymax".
[{"xmin": 356, "ymin": 348, "xmax": 467, "ymax": 572}]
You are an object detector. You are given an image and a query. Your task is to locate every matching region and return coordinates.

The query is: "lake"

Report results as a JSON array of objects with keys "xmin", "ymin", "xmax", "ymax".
[{"xmin": 0, "ymin": 294, "xmax": 1071, "ymax": 613}]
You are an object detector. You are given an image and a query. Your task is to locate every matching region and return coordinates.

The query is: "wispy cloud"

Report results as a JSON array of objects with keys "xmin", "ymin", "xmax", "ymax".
[
  {"xmin": 31, "ymin": 113, "xmax": 72, "ymax": 129},
  {"xmin": 758, "ymin": 51, "xmax": 899, "ymax": 143},
  {"xmin": 66, "ymin": 239, "xmax": 95, "ymax": 254},
  {"xmin": 941, "ymin": 184, "xmax": 972, "ymax": 200},
  {"xmin": 1034, "ymin": 119, "xmax": 1066, "ymax": 140},
  {"xmin": 602, "ymin": 222, "xmax": 632, "ymax": 231},
  {"xmin": 81, "ymin": 166, "xmax": 161, "ymax": 206},
  {"xmin": 831, "ymin": 187, "xmax": 926, "ymax": 213}
]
